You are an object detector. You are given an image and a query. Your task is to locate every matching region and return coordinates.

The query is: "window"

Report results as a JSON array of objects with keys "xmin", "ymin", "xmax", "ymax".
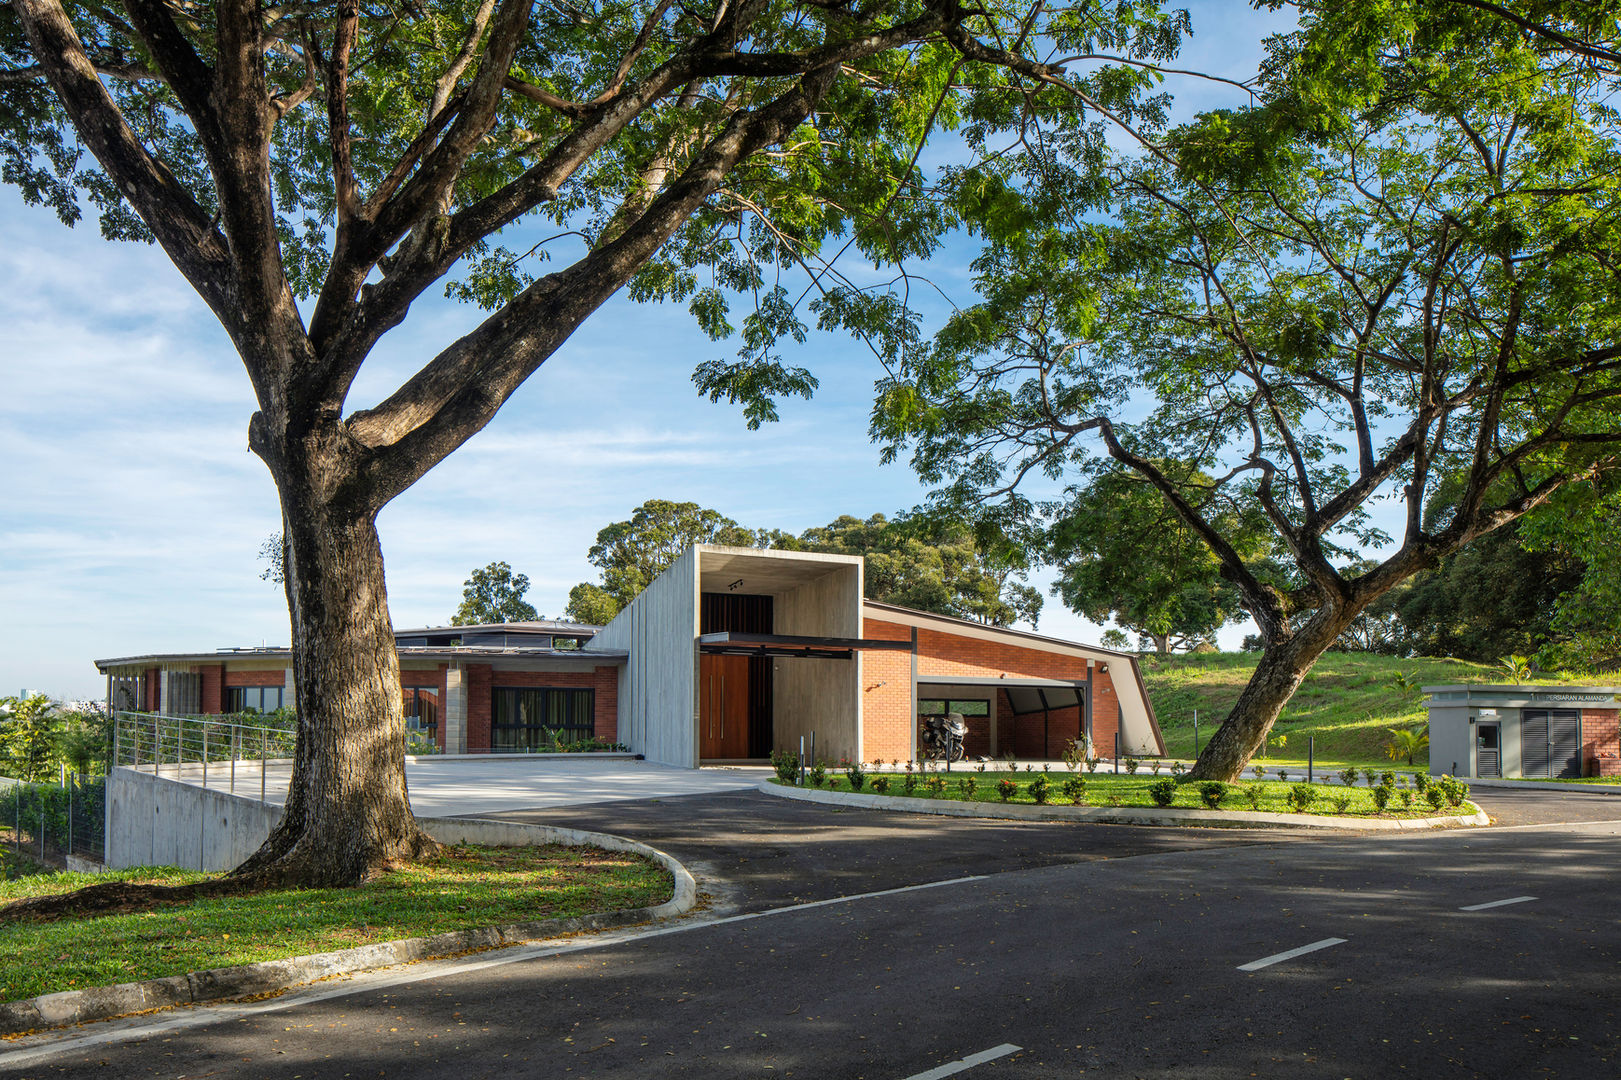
[
  {"xmin": 403, "ymin": 687, "xmax": 439, "ymax": 739},
  {"xmin": 491, "ymin": 688, "xmax": 595, "ymax": 750},
  {"xmin": 917, "ymin": 699, "xmax": 991, "ymax": 717},
  {"xmin": 226, "ymin": 686, "xmax": 285, "ymax": 714}
]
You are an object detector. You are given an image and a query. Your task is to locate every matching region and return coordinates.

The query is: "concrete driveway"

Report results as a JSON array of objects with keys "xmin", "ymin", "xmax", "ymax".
[{"xmin": 144, "ymin": 756, "xmax": 771, "ymax": 816}]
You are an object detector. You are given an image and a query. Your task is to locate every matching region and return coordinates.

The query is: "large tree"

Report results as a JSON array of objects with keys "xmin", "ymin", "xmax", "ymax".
[
  {"xmin": 452, "ymin": 560, "xmax": 540, "ymax": 624},
  {"xmin": 1046, "ymin": 466, "xmax": 1257, "ymax": 652},
  {"xmin": 873, "ymin": 0, "xmax": 1621, "ymax": 780},
  {"xmin": 7, "ymin": 0, "xmax": 1200, "ymax": 882}
]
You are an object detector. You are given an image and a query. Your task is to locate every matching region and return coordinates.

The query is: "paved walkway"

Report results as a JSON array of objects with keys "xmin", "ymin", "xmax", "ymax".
[{"xmin": 138, "ymin": 757, "xmax": 771, "ymax": 816}]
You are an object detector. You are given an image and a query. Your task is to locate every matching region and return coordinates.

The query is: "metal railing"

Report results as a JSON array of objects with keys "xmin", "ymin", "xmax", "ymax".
[{"xmin": 113, "ymin": 711, "xmax": 296, "ymax": 802}]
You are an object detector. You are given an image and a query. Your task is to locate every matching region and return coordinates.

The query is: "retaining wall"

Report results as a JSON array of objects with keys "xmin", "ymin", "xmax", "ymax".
[{"xmin": 105, "ymin": 768, "xmax": 283, "ymax": 871}]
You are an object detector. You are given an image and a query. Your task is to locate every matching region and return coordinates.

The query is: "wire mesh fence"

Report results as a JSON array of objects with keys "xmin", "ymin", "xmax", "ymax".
[{"xmin": 2, "ymin": 773, "xmax": 105, "ymax": 867}]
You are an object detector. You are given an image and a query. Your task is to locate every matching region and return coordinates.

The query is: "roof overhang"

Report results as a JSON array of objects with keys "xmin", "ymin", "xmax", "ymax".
[{"xmin": 698, "ymin": 631, "xmax": 912, "ymax": 660}]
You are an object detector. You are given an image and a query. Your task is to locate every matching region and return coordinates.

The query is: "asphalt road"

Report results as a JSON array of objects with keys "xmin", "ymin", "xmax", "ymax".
[{"xmin": 6, "ymin": 788, "xmax": 1621, "ymax": 1079}]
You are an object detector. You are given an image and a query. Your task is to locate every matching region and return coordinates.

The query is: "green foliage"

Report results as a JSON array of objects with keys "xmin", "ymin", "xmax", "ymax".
[
  {"xmin": 568, "ymin": 501, "xmax": 1043, "ymax": 627},
  {"xmin": 563, "ymin": 583, "xmax": 621, "ymax": 627},
  {"xmin": 0, "ymin": 695, "xmax": 62, "ymax": 782},
  {"xmin": 870, "ymin": 775, "xmax": 891, "ymax": 795},
  {"xmin": 1287, "ymin": 785, "xmax": 1318, "ymax": 813},
  {"xmin": 1123, "ymin": 757, "xmax": 1140, "ymax": 775},
  {"xmin": 1499, "ymin": 655, "xmax": 1533, "ymax": 686},
  {"xmin": 809, "ymin": 760, "xmax": 828, "ymax": 788},
  {"xmin": 841, "ymin": 758, "xmax": 866, "ymax": 793},
  {"xmin": 957, "ymin": 776, "xmax": 978, "ymax": 801},
  {"xmin": 1242, "ymin": 786, "xmax": 1262, "ymax": 810},
  {"xmin": 1147, "ymin": 778, "xmax": 1178, "ymax": 807},
  {"xmin": 1424, "ymin": 786, "xmax": 1445, "ymax": 812},
  {"xmin": 1332, "ymin": 795, "xmax": 1351, "ymax": 814},
  {"xmin": 1048, "ymin": 467, "xmax": 1256, "ymax": 652},
  {"xmin": 997, "ymin": 778, "xmax": 1017, "ymax": 802},
  {"xmin": 1438, "ymin": 775, "xmax": 1470, "ymax": 808},
  {"xmin": 1028, "ymin": 774, "xmax": 1051, "ymax": 804},
  {"xmin": 1338, "ymin": 767, "xmax": 1359, "ymax": 788},
  {"xmin": 1062, "ymin": 776, "xmax": 1087, "ymax": 805},
  {"xmin": 452, "ymin": 563, "xmax": 539, "ymax": 626},
  {"xmin": 770, "ymin": 749, "xmax": 800, "ymax": 784},
  {"xmin": 873, "ymin": 0, "xmax": 1621, "ymax": 780},
  {"xmin": 1371, "ymin": 783, "xmax": 1393, "ymax": 813},
  {"xmin": 1384, "ymin": 728, "xmax": 1430, "ymax": 767},
  {"xmin": 1198, "ymin": 781, "xmax": 1227, "ymax": 809}
]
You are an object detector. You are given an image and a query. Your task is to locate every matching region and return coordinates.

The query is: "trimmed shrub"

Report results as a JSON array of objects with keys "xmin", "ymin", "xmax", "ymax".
[
  {"xmin": 771, "ymin": 749, "xmax": 800, "ymax": 783},
  {"xmin": 1242, "ymin": 786, "xmax": 1262, "ymax": 810},
  {"xmin": 842, "ymin": 759, "xmax": 865, "ymax": 792},
  {"xmin": 997, "ymin": 778, "xmax": 1018, "ymax": 802},
  {"xmin": 870, "ymin": 776, "xmax": 891, "ymax": 795},
  {"xmin": 809, "ymin": 759, "xmax": 828, "ymax": 787},
  {"xmin": 1030, "ymin": 775, "xmax": 1051, "ymax": 804},
  {"xmin": 1198, "ymin": 781, "xmax": 1228, "ymax": 809},
  {"xmin": 1333, "ymin": 795, "xmax": 1352, "ymax": 813},
  {"xmin": 1062, "ymin": 777, "xmax": 1087, "ymax": 805},
  {"xmin": 957, "ymin": 776, "xmax": 978, "ymax": 801},
  {"xmin": 1438, "ymin": 775, "xmax": 1470, "ymax": 807},
  {"xmin": 1338, "ymin": 767, "xmax": 1359, "ymax": 788},
  {"xmin": 1372, "ymin": 783, "xmax": 1393, "ymax": 812},
  {"xmin": 1424, "ymin": 785, "xmax": 1445, "ymax": 811},
  {"xmin": 1148, "ymin": 778, "xmax": 1178, "ymax": 807},
  {"xmin": 1286, "ymin": 784, "xmax": 1319, "ymax": 812},
  {"xmin": 1124, "ymin": 757, "xmax": 1141, "ymax": 774}
]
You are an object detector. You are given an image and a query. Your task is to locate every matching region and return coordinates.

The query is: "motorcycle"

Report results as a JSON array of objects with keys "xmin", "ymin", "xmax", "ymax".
[{"xmin": 921, "ymin": 712, "xmax": 968, "ymax": 762}]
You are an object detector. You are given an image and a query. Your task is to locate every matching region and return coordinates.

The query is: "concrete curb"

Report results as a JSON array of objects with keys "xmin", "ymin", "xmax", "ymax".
[
  {"xmin": 1462, "ymin": 777, "xmax": 1621, "ymax": 795},
  {"xmin": 0, "ymin": 818, "xmax": 696, "ymax": 1038},
  {"xmin": 759, "ymin": 780, "xmax": 1489, "ymax": 831}
]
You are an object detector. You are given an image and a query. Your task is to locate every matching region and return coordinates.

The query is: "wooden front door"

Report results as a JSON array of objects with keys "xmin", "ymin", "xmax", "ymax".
[{"xmin": 700, "ymin": 654, "xmax": 751, "ymax": 759}]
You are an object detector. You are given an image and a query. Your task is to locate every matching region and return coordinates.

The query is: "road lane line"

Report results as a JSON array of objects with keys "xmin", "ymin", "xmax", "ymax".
[
  {"xmin": 1237, "ymin": 937, "xmax": 1347, "ymax": 972},
  {"xmin": 901, "ymin": 1043, "xmax": 1021, "ymax": 1080},
  {"xmin": 1, "ymin": 873, "xmax": 992, "ymax": 1065},
  {"xmin": 1459, "ymin": 895, "xmax": 1537, "ymax": 911}
]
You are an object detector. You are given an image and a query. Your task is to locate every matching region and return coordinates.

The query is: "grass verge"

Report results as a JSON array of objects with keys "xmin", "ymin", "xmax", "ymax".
[
  {"xmin": 0, "ymin": 843, "xmax": 670, "ymax": 1004},
  {"xmin": 779, "ymin": 771, "xmax": 1476, "ymax": 820},
  {"xmin": 1142, "ymin": 652, "xmax": 1597, "ymax": 770}
]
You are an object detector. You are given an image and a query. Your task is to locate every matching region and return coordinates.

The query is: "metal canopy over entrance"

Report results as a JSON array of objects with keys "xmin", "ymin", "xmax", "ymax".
[{"xmin": 697, "ymin": 631, "xmax": 914, "ymax": 661}]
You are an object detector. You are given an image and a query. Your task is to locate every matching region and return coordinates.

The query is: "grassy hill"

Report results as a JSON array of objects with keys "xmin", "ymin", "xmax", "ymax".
[{"xmin": 1139, "ymin": 652, "xmax": 1594, "ymax": 770}]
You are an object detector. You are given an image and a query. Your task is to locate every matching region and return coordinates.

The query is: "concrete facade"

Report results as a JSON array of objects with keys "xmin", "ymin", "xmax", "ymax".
[
  {"xmin": 1425, "ymin": 685, "xmax": 1621, "ymax": 779},
  {"xmin": 97, "ymin": 547, "xmax": 1161, "ymax": 769}
]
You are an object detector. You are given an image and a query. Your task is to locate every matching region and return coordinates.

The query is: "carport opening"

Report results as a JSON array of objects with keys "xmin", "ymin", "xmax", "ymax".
[{"xmin": 920, "ymin": 682, "xmax": 1087, "ymax": 760}]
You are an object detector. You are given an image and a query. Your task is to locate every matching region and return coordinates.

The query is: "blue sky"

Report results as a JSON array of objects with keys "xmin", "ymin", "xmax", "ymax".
[{"xmin": 0, "ymin": 4, "xmax": 1290, "ymax": 699}]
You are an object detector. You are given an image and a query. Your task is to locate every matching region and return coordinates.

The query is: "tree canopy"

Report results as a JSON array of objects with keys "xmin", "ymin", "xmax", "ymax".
[
  {"xmin": 452, "ymin": 560, "xmax": 540, "ymax": 624},
  {"xmin": 873, "ymin": 0, "xmax": 1621, "ymax": 778},
  {"xmin": 3, "ymin": 0, "xmax": 1210, "ymax": 885},
  {"xmin": 565, "ymin": 500, "xmax": 1039, "ymax": 625}
]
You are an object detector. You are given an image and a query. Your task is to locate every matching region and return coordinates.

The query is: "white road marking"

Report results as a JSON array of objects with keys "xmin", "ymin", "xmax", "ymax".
[
  {"xmin": 0, "ymin": 873, "xmax": 990, "ymax": 1066},
  {"xmin": 901, "ymin": 1043, "xmax": 1022, "ymax": 1080},
  {"xmin": 1237, "ymin": 937, "xmax": 1348, "ymax": 972},
  {"xmin": 1459, "ymin": 895, "xmax": 1537, "ymax": 911}
]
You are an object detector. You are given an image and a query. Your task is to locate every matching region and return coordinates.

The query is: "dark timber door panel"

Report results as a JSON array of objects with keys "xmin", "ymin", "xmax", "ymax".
[
  {"xmin": 700, "ymin": 653, "xmax": 751, "ymax": 759},
  {"xmin": 1521, "ymin": 709, "xmax": 1582, "ymax": 778}
]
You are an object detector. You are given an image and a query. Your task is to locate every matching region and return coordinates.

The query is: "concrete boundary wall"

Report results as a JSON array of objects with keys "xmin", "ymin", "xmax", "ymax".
[{"xmin": 106, "ymin": 768, "xmax": 283, "ymax": 871}]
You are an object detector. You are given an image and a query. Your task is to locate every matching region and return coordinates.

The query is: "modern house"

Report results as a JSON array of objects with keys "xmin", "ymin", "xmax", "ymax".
[
  {"xmin": 96, "ymin": 546, "xmax": 1163, "ymax": 766},
  {"xmin": 1425, "ymin": 684, "xmax": 1621, "ymax": 779}
]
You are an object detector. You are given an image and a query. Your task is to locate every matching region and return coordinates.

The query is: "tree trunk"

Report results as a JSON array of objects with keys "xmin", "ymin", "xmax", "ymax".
[
  {"xmin": 233, "ymin": 433, "xmax": 438, "ymax": 885},
  {"xmin": 1185, "ymin": 608, "xmax": 1356, "ymax": 782}
]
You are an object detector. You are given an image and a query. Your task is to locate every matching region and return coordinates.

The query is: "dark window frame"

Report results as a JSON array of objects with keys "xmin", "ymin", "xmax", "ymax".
[
  {"xmin": 490, "ymin": 687, "xmax": 596, "ymax": 751},
  {"xmin": 225, "ymin": 685, "xmax": 285, "ymax": 715},
  {"xmin": 403, "ymin": 686, "xmax": 439, "ymax": 739}
]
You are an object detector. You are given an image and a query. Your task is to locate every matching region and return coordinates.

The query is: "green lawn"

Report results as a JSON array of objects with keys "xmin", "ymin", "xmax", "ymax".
[
  {"xmin": 1141, "ymin": 652, "xmax": 1596, "ymax": 770},
  {"xmin": 785, "ymin": 769, "xmax": 1475, "ymax": 820},
  {"xmin": 0, "ymin": 843, "xmax": 670, "ymax": 1004}
]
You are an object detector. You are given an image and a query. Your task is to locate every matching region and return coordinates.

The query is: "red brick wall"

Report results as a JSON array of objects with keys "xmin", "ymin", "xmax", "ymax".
[
  {"xmin": 199, "ymin": 664, "xmax": 224, "ymax": 714},
  {"xmin": 1583, "ymin": 708, "xmax": 1620, "ymax": 775},
  {"xmin": 863, "ymin": 617, "xmax": 1122, "ymax": 760},
  {"xmin": 462, "ymin": 666, "xmax": 622, "ymax": 750},
  {"xmin": 224, "ymin": 669, "xmax": 288, "ymax": 687}
]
